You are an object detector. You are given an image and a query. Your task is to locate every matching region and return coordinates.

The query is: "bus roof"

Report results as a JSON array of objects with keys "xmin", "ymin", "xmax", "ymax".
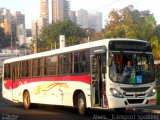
[{"xmin": 3, "ymin": 38, "xmax": 148, "ymax": 64}]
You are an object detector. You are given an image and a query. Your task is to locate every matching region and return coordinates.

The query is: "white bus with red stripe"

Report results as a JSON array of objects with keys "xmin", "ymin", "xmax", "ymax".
[{"xmin": 2, "ymin": 39, "xmax": 157, "ymax": 115}]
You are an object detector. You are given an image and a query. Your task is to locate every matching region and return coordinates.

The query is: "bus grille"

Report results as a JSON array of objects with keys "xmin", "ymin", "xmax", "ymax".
[
  {"xmin": 125, "ymin": 93, "xmax": 146, "ymax": 97},
  {"xmin": 127, "ymin": 99, "xmax": 144, "ymax": 104},
  {"xmin": 121, "ymin": 87, "xmax": 149, "ymax": 92}
]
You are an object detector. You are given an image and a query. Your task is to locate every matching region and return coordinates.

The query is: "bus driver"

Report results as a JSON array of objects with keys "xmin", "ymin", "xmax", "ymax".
[
  {"xmin": 123, "ymin": 60, "xmax": 133, "ymax": 76},
  {"xmin": 118, "ymin": 60, "xmax": 133, "ymax": 83}
]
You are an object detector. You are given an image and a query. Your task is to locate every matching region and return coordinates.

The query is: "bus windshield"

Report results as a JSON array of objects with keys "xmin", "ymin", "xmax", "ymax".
[{"xmin": 109, "ymin": 53, "xmax": 155, "ymax": 84}]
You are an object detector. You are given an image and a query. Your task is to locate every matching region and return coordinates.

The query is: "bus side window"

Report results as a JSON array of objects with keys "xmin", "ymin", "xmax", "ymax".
[
  {"xmin": 74, "ymin": 50, "xmax": 90, "ymax": 74},
  {"xmin": 32, "ymin": 59, "xmax": 40, "ymax": 77},
  {"xmin": 74, "ymin": 52, "xmax": 79, "ymax": 73},
  {"xmin": 58, "ymin": 54, "xmax": 72, "ymax": 75},
  {"xmin": 4, "ymin": 64, "xmax": 11, "ymax": 80},
  {"xmin": 22, "ymin": 60, "xmax": 31, "ymax": 78},
  {"xmin": 40, "ymin": 57, "xmax": 44, "ymax": 76},
  {"xmin": 45, "ymin": 56, "xmax": 58, "ymax": 76},
  {"xmin": 64, "ymin": 54, "xmax": 72, "ymax": 74}
]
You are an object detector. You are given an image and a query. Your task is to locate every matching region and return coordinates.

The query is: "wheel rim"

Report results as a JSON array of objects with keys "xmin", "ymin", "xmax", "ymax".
[
  {"xmin": 26, "ymin": 95, "xmax": 29, "ymax": 105},
  {"xmin": 24, "ymin": 93, "xmax": 30, "ymax": 106},
  {"xmin": 78, "ymin": 98, "xmax": 85, "ymax": 112}
]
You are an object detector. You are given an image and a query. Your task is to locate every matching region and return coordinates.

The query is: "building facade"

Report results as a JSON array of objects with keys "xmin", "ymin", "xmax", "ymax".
[
  {"xmin": 26, "ymin": 29, "xmax": 32, "ymax": 37},
  {"xmin": 40, "ymin": 0, "xmax": 49, "ymax": 24},
  {"xmin": 52, "ymin": 0, "xmax": 70, "ymax": 22},
  {"xmin": 31, "ymin": 20, "xmax": 37, "ymax": 37},
  {"xmin": 88, "ymin": 12, "xmax": 102, "ymax": 32},
  {"xmin": 17, "ymin": 24, "xmax": 26, "ymax": 46},
  {"xmin": 74, "ymin": 9, "xmax": 102, "ymax": 32},
  {"xmin": 0, "ymin": 8, "xmax": 26, "ymax": 47},
  {"xmin": 0, "ymin": 8, "xmax": 11, "ymax": 34},
  {"xmin": 76, "ymin": 9, "xmax": 88, "ymax": 29},
  {"xmin": 69, "ymin": 11, "xmax": 76, "ymax": 23},
  {"xmin": 12, "ymin": 11, "xmax": 25, "ymax": 27}
]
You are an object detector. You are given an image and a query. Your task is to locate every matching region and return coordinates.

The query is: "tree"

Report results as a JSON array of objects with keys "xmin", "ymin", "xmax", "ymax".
[
  {"xmin": 103, "ymin": 5, "xmax": 160, "ymax": 58},
  {"xmin": 39, "ymin": 20, "xmax": 86, "ymax": 51},
  {"xmin": 103, "ymin": 5, "xmax": 156, "ymax": 41},
  {"xmin": 155, "ymin": 24, "xmax": 160, "ymax": 40},
  {"xmin": 150, "ymin": 36, "xmax": 160, "ymax": 59}
]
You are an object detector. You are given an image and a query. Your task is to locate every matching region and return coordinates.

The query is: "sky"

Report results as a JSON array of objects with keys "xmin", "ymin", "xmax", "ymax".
[{"xmin": 0, "ymin": 0, "xmax": 160, "ymax": 29}]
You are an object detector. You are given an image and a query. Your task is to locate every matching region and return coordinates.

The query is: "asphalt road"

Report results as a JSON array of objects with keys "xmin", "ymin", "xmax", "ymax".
[{"xmin": 0, "ymin": 80, "xmax": 160, "ymax": 120}]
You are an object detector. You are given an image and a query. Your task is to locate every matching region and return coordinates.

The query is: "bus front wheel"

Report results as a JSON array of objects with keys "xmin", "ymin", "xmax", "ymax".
[
  {"xmin": 77, "ymin": 93, "xmax": 86, "ymax": 116},
  {"xmin": 23, "ymin": 91, "xmax": 31, "ymax": 109}
]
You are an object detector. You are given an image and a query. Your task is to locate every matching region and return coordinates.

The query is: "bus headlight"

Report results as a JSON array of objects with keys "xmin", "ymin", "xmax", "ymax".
[
  {"xmin": 110, "ymin": 88, "xmax": 124, "ymax": 98},
  {"xmin": 147, "ymin": 88, "xmax": 156, "ymax": 97}
]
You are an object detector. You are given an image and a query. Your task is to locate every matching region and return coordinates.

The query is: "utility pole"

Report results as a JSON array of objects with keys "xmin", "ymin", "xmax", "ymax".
[
  {"xmin": 34, "ymin": 21, "xmax": 38, "ymax": 53},
  {"xmin": 87, "ymin": 29, "xmax": 90, "ymax": 42},
  {"xmin": 11, "ymin": 31, "xmax": 13, "ymax": 53},
  {"xmin": 54, "ymin": 41, "xmax": 56, "ymax": 49}
]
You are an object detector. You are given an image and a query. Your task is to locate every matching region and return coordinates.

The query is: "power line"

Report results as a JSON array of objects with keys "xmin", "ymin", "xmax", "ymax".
[{"xmin": 88, "ymin": 0, "xmax": 119, "ymax": 14}]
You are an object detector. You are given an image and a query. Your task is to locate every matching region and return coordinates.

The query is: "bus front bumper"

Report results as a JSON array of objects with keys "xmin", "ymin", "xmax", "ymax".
[{"xmin": 107, "ymin": 96, "xmax": 157, "ymax": 109}]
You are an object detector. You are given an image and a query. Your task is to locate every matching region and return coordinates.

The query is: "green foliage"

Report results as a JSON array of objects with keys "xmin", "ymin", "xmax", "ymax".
[
  {"xmin": 103, "ymin": 5, "xmax": 160, "ymax": 59},
  {"xmin": 104, "ymin": 5, "xmax": 156, "ymax": 41},
  {"xmin": 39, "ymin": 20, "xmax": 86, "ymax": 51},
  {"xmin": 157, "ymin": 88, "xmax": 160, "ymax": 105},
  {"xmin": 155, "ymin": 25, "xmax": 160, "ymax": 40},
  {"xmin": 150, "ymin": 36, "xmax": 160, "ymax": 59},
  {"xmin": 157, "ymin": 70, "xmax": 160, "ymax": 78}
]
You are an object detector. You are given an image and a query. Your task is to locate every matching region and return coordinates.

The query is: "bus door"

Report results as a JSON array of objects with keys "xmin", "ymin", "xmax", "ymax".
[
  {"xmin": 90, "ymin": 47, "xmax": 106, "ymax": 107},
  {"xmin": 11, "ymin": 62, "xmax": 20, "ymax": 102}
]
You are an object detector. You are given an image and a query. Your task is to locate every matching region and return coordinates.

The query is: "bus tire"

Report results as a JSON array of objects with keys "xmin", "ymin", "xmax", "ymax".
[
  {"xmin": 23, "ymin": 91, "xmax": 31, "ymax": 109},
  {"xmin": 77, "ymin": 93, "xmax": 86, "ymax": 116}
]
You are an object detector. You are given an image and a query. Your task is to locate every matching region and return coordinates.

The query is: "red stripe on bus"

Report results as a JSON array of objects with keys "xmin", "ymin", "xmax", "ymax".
[{"xmin": 4, "ymin": 74, "xmax": 91, "ymax": 90}]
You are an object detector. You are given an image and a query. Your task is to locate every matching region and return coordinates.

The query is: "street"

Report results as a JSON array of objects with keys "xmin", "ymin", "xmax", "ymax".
[{"xmin": 0, "ymin": 80, "xmax": 160, "ymax": 120}]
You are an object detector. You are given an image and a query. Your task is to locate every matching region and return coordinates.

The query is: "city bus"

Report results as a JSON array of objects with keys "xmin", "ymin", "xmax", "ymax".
[{"xmin": 2, "ymin": 38, "xmax": 157, "ymax": 115}]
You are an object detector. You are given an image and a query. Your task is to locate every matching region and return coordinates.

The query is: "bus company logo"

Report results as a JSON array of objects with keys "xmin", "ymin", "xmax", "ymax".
[
  {"xmin": 32, "ymin": 82, "xmax": 69, "ymax": 101},
  {"xmin": 134, "ymin": 93, "xmax": 138, "ymax": 97},
  {"xmin": 93, "ymin": 49, "xmax": 105, "ymax": 53}
]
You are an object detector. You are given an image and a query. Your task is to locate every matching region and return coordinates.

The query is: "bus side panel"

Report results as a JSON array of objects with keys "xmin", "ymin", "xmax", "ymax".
[
  {"xmin": 62, "ymin": 82, "xmax": 91, "ymax": 107},
  {"xmin": 17, "ymin": 81, "xmax": 91, "ymax": 107},
  {"xmin": 2, "ymin": 79, "xmax": 13, "ymax": 101},
  {"xmin": 17, "ymin": 76, "xmax": 91, "ymax": 107}
]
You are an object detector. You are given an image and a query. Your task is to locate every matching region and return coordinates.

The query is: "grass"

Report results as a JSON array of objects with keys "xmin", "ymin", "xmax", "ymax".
[{"xmin": 157, "ymin": 88, "xmax": 160, "ymax": 105}]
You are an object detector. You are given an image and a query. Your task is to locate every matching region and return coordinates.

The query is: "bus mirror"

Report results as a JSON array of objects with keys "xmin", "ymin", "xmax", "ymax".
[{"xmin": 108, "ymin": 52, "xmax": 113, "ymax": 67}]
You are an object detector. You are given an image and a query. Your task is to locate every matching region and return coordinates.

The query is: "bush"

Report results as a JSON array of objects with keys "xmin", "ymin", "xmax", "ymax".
[
  {"xmin": 157, "ymin": 88, "xmax": 160, "ymax": 105},
  {"xmin": 155, "ymin": 67, "xmax": 160, "ymax": 105}
]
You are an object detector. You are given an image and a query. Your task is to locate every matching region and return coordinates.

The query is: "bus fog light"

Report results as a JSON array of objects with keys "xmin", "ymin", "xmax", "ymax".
[
  {"xmin": 110, "ymin": 88, "xmax": 124, "ymax": 98},
  {"xmin": 147, "ymin": 89, "xmax": 156, "ymax": 97}
]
